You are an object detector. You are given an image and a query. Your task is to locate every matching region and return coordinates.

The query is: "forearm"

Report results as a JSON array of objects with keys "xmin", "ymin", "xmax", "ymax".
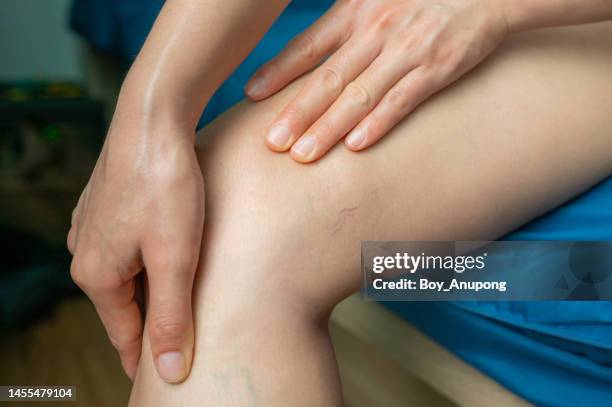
[
  {"xmin": 131, "ymin": 21, "xmax": 612, "ymax": 404},
  {"xmin": 118, "ymin": 0, "xmax": 289, "ymax": 130},
  {"xmin": 502, "ymin": 0, "xmax": 612, "ymax": 32}
]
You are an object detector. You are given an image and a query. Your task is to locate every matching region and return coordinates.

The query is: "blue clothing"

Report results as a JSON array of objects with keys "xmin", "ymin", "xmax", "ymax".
[
  {"xmin": 70, "ymin": 1, "xmax": 612, "ymax": 404},
  {"xmin": 385, "ymin": 299, "xmax": 612, "ymax": 407},
  {"xmin": 386, "ymin": 177, "xmax": 612, "ymax": 407},
  {"xmin": 457, "ymin": 179, "xmax": 612, "ymax": 355},
  {"xmin": 70, "ymin": 0, "xmax": 335, "ymax": 127}
]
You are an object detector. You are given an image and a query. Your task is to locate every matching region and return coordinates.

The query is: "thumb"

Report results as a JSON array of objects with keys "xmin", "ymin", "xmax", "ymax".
[{"xmin": 145, "ymin": 257, "xmax": 196, "ymax": 384}]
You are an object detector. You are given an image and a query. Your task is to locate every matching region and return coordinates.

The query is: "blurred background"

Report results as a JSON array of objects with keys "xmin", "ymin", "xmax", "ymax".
[
  {"xmin": 0, "ymin": 2, "xmax": 324, "ymax": 406},
  {"xmin": 0, "ymin": 0, "xmax": 135, "ymax": 405},
  {"xmin": 0, "ymin": 2, "xmax": 531, "ymax": 406}
]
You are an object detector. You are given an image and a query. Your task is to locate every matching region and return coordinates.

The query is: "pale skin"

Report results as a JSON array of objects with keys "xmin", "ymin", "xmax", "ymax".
[
  {"xmin": 248, "ymin": 0, "xmax": 612, "ymax": 161},
  {"xmin": 67, "ymin": 0, "xmax": 612, "ymax": 387},
  {"xmin": 68, "ymin": 0, "xmax": 291, "ymax": 383},
  {"xmin": 128, "ymin": 22, "xmax": 612, "ymax": 405}
]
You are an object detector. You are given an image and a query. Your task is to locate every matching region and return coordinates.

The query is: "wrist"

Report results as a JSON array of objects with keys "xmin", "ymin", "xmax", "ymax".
[
  {"xmin": 493, "ymin": 0, "xmax": 550, "ymax": 33},
  {"xmin": 108, "ymin": 90, "xmax": 198, "ymax": 148},
  {"xmin": 489, "ymin": 0, "xmax": 523, "ymax": 34},
  {"xmin": 116, "ymin": 65, "xmax": 209, "ymax": 133}
]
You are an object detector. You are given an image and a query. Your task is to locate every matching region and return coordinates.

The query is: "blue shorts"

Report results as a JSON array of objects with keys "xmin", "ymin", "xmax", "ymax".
[{"xmin": 386, "ymin": 177, "xmax": 612, "ymax": 406}]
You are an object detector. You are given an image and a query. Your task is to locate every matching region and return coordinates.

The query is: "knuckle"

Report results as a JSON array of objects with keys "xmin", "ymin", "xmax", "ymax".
[
  {"xmin": 369, "ymin": 5, "xmax": 399, "ymax": 32},
  {"xmin": 71, "ymin": 207, "xmax": 78, "ymax": 225},
  {"xmin": 317, "ymin": 67, "xmax": 343, "ymax": 94},
  {"xmin": 340, "ymin": 0, "xmax": 362, "ymax": 10},
  {"xmin": 427, "ymin": 3, "xmax": 452, "ymax": 23},
  {"xmin": 255, "ymin": 63, "xmax": 274, "ymax": 80},
  {"xmin": 396, "ymin": 33, "xmax": 419, "ymax": 56},
  {"xmin": 77, "ymin": 250, "xmax": 104, "ymax": 280},
  {"xmin": 337, "ymin": 0, "xmax": 363, "ymax": 20},
  {"xmin": 79, "ymin": 248, "xmax": 102, "ymax": 271},
  {"xmin": 109, "ymin": 332, "xmax": 141, "ymax": 355},
  {"xmin": 66, "ymin": 228, "xmax": 76, "ymax": 254},
  {"xmin": 149, "ymin": 315, "xmax": 187, "ymax": 345},
  {"xmin": 385, "ymin": 89, "xmax": 409, "ymax": 110},
  {"xmin": 70, "ymin": 250, "xmax": 100, "ymax": 288},
  {"xmin": 345, "ymin": 81, "xmax": 372, "ymax": 109},
  {"xmin": 70, "ymin": 249, "xmax": 120, "ymax": 293},
  {"xmin": 432, "ymin": 46, "xmax": 461, "ymax": 72},
  {"xmin": 145, "ymin": 243, "xmax": 199, "ymax": 274},
  {"xmin": 69, "ymin": 259, "xmax": 86, "ymax": 288},
  {"xmin": 443, "ymin": 51, "xmax": 466, "ymax": 76},
  {"xmin": 385, "ymin": 71, "xmax": 432, "ymax": 111},
  {"xmin": 283, "ymin": 105, "xmax": 307, "ymax": 124},
  {"xmin": 290, "ymin": 32, "xmax": 316, "ymax": 61}
]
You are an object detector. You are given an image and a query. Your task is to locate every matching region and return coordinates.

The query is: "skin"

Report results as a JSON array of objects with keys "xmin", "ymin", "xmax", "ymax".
[
  {"xmin": 247, "ymin": 0, "xmax": 612, "ymax": 162},
  {"xmin": 129, "ymin": 21, "xmax": 612, "ymax": 405},
  {"xmin": 68, "ymin": 0, "xmax": 612, "ymax": 385},
  {"xmin": 68, "ymin": 0, "xmax": 290, "ymax": 383}
]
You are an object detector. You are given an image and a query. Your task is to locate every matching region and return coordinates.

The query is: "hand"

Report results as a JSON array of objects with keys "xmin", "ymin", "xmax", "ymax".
[
  {"xmin": 67, "ymin": 118, "xmax": 204, "ymax": 383},
  {"xmin": 245, "ymin": 0, "xmax": 509, "ymax": 163}
]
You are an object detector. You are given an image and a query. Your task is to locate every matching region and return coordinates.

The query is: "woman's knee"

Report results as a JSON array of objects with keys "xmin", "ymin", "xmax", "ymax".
[{"xmin": 194, "ymin": 106, "xmax": 372, "ymax": 321}]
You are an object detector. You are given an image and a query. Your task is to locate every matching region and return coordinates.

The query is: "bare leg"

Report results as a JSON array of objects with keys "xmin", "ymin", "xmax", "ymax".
[{"xmin": 129, "ymin": 23, "xmax": 612, "ymax": 406}]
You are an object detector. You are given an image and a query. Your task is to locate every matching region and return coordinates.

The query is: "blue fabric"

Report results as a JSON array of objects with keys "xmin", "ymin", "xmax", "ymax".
[
  {"xmin": 70, "ymin": 1, "xmax": 612, "ymax": 404},
  {"xmin": 386, "ymin": 177, "xmax": 612, "ymax": 406},
  {"xmin": 456, "ymin": 178, "xmax": 612, "ymax": 352},
  {"xmin": 70, "ymin": 0, "xmax": 335, "ymax": 127},
  {"xmin": 384, "ymin": 300, "xmax": 612, "ymax": 407},
  {"xmin": 197, "ymin": 2, "xmax": 334, "ymax": 127}
]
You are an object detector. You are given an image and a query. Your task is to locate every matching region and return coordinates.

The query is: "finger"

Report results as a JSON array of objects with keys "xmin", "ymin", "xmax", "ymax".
[
  {"xmin": 145, "ymin": 254, "xmax": 196, "ymax": 384},
  {"xmin": 67, "ymin": 188, "xmax": 88, "ymax": 254},
  {"xmin": 245, "ymin": 3, "xmax": 349, "ymax": 100},
  {"xmin": 71, "ymin": 251, "xmax": 143, "ymax": 380},
  {"xmin": 70, "ymin": 206, "xmax": 79, "ymax": 227},
  {"xmin": 345, "ymin": 67, "xmax": 443, "ymax": 151},
  {"xmin": 94, "ymin": 281, "xmax": 143, "ymax": 381},
  {"xmin": 71, "ymin": 185, "xmax": 88, "ymax": 225},
  {"xmin": 289, "ymin": 51, "xmax": 415, "ymax": 163},
  {"xmin": 266, "ymin": 37, "xmax": 382, "ymax": 152},
  {"xmin": 67, "ymin": 227, "xmax": 77, "ymax": 255}
]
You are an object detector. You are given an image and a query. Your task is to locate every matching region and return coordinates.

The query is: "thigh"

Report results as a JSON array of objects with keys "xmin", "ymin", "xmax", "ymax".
[
  {"xmin": 130, "ymin": 22, "xmax": 612, "ymax": 405},
  {"xmin": 196, "ymin": 22, "xmax": 612, "ymax": 306}
]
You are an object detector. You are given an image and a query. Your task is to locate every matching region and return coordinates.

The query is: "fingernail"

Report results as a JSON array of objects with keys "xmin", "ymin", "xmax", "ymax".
[
  {"xmin": 292, "ymin": 135, "xmax": 316, "ymax": 157},
  {"xmin": 245, "ymin": 77, "xmax": 268, "ymax": 98},
  {"xmin": 346, "ymin": 128, "xmax": 366, "ymax": 149},
  {"xmin": 157, "ymin": 351, "xmax": 185, "ymax": 383},
  {"xmin": 267, "ymin": 123, "xmax": 292, "ymax": 148}
]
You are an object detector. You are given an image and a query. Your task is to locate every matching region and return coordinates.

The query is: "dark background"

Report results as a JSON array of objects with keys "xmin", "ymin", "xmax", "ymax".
[{"xmin": 0, "ymin": 1, "xmax": 132, "ymax": 405}]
